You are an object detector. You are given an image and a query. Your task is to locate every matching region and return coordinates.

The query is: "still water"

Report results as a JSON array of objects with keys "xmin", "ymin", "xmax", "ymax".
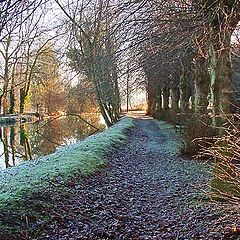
[{"xmin": 0, "ymin": 114, "xmax": 104, "ymax": 169}]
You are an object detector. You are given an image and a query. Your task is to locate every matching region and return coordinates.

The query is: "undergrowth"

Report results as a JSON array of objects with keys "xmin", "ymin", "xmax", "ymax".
[
  {"xmin": 200, "ymin": 116, "xmax": 240, "ymax": 202},
  {"xmin": 180, "ymin": 114, "xmax": 214, "ymax": 157}
]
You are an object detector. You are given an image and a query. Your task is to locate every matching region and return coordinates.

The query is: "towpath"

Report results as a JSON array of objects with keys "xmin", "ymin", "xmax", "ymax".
[{"xmin": 35, "ymin": 116, "xmax": 239, "ymax": 240}]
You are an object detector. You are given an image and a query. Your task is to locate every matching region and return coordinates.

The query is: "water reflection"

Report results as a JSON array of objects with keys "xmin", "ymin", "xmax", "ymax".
[{"xmin": 0, "ymin": 114, "xmax": 104, "ymax": 169}]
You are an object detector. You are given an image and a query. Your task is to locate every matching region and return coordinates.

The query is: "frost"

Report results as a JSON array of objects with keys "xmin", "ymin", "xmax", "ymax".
[{"xmin": 0, "ymin": 117, "xmax": 134, "ymax": 209}]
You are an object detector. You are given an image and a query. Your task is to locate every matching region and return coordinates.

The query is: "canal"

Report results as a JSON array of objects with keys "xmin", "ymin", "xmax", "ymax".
[{"xmin": 0, "ymin": 114, "xmax": 104, "ymax": 169}]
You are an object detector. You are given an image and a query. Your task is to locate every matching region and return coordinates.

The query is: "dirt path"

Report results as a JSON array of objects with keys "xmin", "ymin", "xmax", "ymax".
[{"xmin": 35, "ymin": 118, "xmax": 239, "ymax": 240}]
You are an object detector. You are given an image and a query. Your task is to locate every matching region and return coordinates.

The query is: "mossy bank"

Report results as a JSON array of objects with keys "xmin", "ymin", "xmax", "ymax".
[{"xmin": 0, "ymin": 117, "xmax": 134, "ymax": 237}]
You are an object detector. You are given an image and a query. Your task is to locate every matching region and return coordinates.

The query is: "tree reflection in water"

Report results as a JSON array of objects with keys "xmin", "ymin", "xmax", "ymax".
[{"xmin": 0, "ymin": 114, "xmax": 104, "ymax": 169}]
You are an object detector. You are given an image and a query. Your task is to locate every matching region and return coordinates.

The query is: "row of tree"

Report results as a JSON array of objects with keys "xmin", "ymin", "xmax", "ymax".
[
  {"xmin": 1, "ymin": 0, "xmax": 239, "ymax": 130},
  {"xmin": 130, "ymin": 1, "xmax": 240, "ymax": 130},
  {"xmin": 61, "ymin": 0, "xmax": 240, "ymax": 129}
]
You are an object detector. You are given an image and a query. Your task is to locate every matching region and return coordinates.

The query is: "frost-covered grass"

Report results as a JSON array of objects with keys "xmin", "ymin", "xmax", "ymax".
[
  {"xmin": 154, "ymin": 120, "xmax": 181, "ymax": 155},
  {"xmin": 0, "ymin": 117, "xmax": 133, "ymax": 232},
  {"xmin": 154, "ymin": 120, "xmax": 211, "ymax": 181}
]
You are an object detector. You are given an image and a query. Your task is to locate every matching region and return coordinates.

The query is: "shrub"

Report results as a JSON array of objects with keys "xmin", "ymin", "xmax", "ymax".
[
  {"xmin": 202, "ymin": 116, "xmax": 240, "ymax": 202},
  {"xmin": 154, "ymin": 109, "xmax": 178, "ymax": 124},
  {"xmin": 180, "ymin": 113, "xmax": 214, "ymax": 156}
]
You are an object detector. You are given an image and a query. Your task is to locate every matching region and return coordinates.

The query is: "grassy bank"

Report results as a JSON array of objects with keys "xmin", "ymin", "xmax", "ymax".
[
  {"xmin": 154, "ymin": 120, "xmax": 211, "ymax": 183},
  {"xmin": 154, "ymin": 120, "xmax": 181, "ymax": 155},
  {"xmin": 0, "ymin": 117, "xmax": 134, "ymax": 237}
]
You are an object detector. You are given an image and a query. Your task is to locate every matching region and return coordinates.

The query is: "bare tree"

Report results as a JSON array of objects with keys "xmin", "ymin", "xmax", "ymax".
[{"xmin": 56, "ymin": 0, "xmax": 121, "ymax": 127}]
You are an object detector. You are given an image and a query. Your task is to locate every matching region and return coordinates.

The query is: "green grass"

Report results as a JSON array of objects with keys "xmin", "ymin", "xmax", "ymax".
[{"xmin": 0, "ymin": 117, "xmax": 134, "ymax": 235}]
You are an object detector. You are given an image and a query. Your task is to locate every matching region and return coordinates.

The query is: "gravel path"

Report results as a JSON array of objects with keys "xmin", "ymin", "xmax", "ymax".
[{"xmin": 34, "ymin": 118, "xmax": 240, "ymax": 240}]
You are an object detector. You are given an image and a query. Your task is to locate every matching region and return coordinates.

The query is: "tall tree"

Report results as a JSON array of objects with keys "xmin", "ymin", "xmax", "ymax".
[
  {"xmin": 57, "ymin": 0, "xmax": 121, "ymax": 126},
  {"xmin": 200, "ymin": 0, "xmax": 240, "ymax": 126},
  {"xmin": 31, "ymin": 45, "xmax": 67, "ymax": 115}
]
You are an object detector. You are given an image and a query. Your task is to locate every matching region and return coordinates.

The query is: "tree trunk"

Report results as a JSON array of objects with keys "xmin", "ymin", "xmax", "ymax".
[
  {"xmin": 20, "ymin": 88, "xmax": 26, "ymax": 114},
  {"xmin": 157, "ymin": 87, "xmax": 162, "ymax": 112},
  {"xmin": 146, "ymin": 82, "xmax": 157, "ymax": 115},
  {"xmin": 8, "ymin": 88, "xmax": 15, "ymax": 114},
  {"xmin": 162, "ymin": 86, "xmax": 170, "ymax": 110},
  {"xmin": 194, "ymin": 57, "xmax": 210, "ymax": 114},
  {"xmin": 218, "ymin": 34, "xmax": 233, "ymax": 114},
  {"xmin": 171, "ymin": 86, "xmax": 180, "ymax": 112},
  {"xmin": 113, "ymin": 71, "xmax": 120, "ymax": 121},
  {"xmin": 180, "ymin": 73, "xmax": 192, "ymax": 113},
  {"xmin": 95, "ymin": 86, "xmax": 112, "ymax": 127},
  {"xmin": 208, "ymin": 30, "xmax": 233, "ymax": 127},
  {"xmin": 2, "ymin": 94, "xmax": 8, "ymax": 115}
]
